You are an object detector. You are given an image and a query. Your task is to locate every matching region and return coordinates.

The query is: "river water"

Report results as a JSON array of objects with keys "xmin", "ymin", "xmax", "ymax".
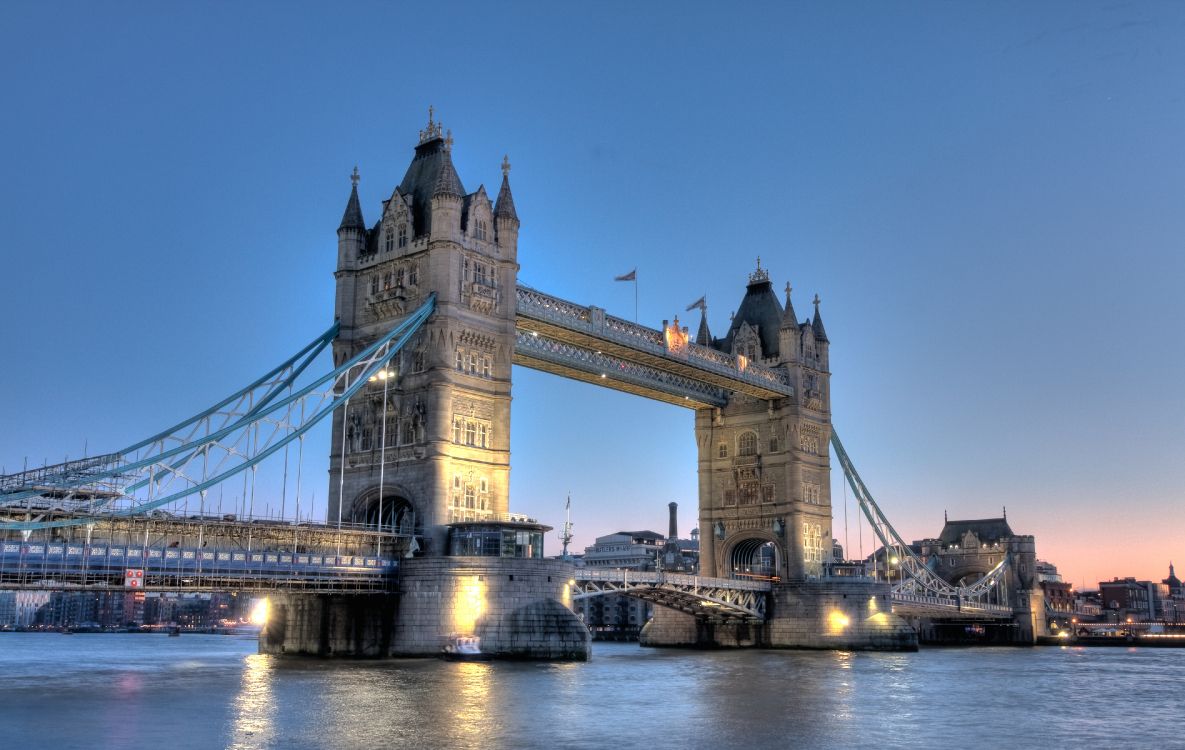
[{"xmin": 0, "ymin": 633, "xmax": 1180, "ymax": 749}]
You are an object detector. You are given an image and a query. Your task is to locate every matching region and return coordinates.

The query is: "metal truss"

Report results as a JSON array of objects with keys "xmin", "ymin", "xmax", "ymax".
[
  {"xmin": 573, "ymin": 569, "xmax": 769, "ymax": 621},
  {"xmin": 514, "ymin": 330, "xmax": 730, "ymax": 407},
  {"xmin": 0, "ymin": 295, "xmax": 437, "ymax": 531},
  {"xmin": 515, "ymin": 285, "xmax": 793, "ymax": 402},
  {"xmin": 831, "ymin": 428, "xmax": 1013, "ymax": 611}
]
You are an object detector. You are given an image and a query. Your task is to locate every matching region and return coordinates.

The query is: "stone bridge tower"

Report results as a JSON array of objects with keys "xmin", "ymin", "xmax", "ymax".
[
  {"xmin": 327, "ymin": 111, "xmax": 520, "ymax": 555},
  {"xmin": 695, "ymin": 262, "xmax": 833, "ymax": 582}
]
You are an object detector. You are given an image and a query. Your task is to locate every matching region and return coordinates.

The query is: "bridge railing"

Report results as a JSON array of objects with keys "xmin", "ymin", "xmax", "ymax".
[
  {"xmin": 892, "ymin": 592, "xmax": 1014, "ymax": 615},
  {"xmin": 576, "ymin": 568, "xmax": 772, "ymax": 592},
  {"xmin": 516, "ymin": 286, "xmax": 793, "ymax": 395},
  {"xmin": 0, "ymin": 541, "xmax": 398, "ymax": 593}
]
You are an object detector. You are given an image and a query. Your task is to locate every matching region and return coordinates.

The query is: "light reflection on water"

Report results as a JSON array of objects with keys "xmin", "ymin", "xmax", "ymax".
[
  {"xmin": 1, "ymin": 634, "xmax": 1184, "ymax": 749},
  {"xmin": 230, "ymin": 654, "xmax": 276, "ymax": 750}
]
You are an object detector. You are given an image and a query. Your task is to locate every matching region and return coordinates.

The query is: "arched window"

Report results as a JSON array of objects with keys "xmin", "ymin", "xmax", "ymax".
[
  {"xmin": 738, "ymin": 431, "xmax": 758, "ymax": 456},
  {"xmin": 398, "ymin": 224, "xmax": 408, "ymax": 248},
  {"xmin": 384, "ymin": 227, "xmax": 395, "ymax": 253},
  {"xmin": 369, "ymin": 275, "xmax": 379, "ymax": 296}
]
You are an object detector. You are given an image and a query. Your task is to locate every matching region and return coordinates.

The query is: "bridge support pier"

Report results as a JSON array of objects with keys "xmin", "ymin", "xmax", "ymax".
[
  {"xmin": 261, "ymin": 558, "xmax": 590, "ymax": 660},
  {"xmin": 640, "ymin": 579, "xmax": 917, "ymax": 651}
]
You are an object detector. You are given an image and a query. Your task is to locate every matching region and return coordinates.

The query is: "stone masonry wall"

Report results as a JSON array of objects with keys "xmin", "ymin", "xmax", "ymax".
[{"xmin": 640, "ymin": 579, "xmax": 917, "ymax": 652}]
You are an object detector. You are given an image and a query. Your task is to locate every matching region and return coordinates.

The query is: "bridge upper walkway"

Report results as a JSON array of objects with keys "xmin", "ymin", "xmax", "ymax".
[{"xmin": 514, "ymin": 285, "xmax": 794, "ymax": 408}]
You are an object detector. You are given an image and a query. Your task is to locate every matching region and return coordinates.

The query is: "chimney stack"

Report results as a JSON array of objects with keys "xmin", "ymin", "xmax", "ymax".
[{"xmin": 668, "ymin": 502, "xmax": 678, "ymax": 541}]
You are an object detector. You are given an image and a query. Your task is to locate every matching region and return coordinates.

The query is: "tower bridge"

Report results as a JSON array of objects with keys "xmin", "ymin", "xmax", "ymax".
[{"xmin": 0, "ymin": 110, "xmax": 1042, "ymax": 657}]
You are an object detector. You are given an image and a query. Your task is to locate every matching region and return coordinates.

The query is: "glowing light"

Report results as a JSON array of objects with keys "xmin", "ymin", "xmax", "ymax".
[
  {"xmin": 827, "ymin": 609, "xmax": 850, "ymax": 634},
  {"xmin": 378, "ymin": 370, "xmax": 388, "ymax": 380},
  {"xmin": 452, "ymin": 576, "xmax": 487, "ymax": 634},
  {"xmin": 1057, "ymin": 631, "xmax": 1071, "ymax": 639},
  {"xmin": 889, "ymin": 556, "xmax": 899, "ymax": 566},
  {"xmin": 869, "ymin": 596, "xmax": 879, "ymax": 613},
  {"xmin": 248, "ymin": 597, "xmax": 269, "ymax": 626}
]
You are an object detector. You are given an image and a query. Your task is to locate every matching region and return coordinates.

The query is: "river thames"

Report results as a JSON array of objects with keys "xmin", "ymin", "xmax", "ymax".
[{"xmin": 1, "ymin": 633, "xmax": 1181, "ymax": 749}]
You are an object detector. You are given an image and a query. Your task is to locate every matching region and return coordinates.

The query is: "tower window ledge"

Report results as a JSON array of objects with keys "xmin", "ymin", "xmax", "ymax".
[{"xmin": 470, "ymin": 281, "xmax": 497, "ymax": 299}]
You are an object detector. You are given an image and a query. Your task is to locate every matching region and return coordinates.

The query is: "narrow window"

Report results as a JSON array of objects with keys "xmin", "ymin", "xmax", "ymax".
[
  {"xmin": 455, "ymin": 350, "xmax": 463, "ymax": 370},
  {"xmin": 738, "ymin": 431, "xmax": 757, "ymax": 457},
  {"xmin": 478, "ymin": 423, "xmax": 488, "ymax": 448},
  {"xmin": 398, "ymin": 224, "xmax": 408, "ymax": 248},
  {"xmin": 718, "ymin": 444, "xmax": 728, "ymax": 459},
  {"xmin": 453, "ymin": 416, "xmax": 463, "ymax": 444},
  {"xmin": 465, "ymin": 421, "xmax": 477, "ymax": 446},
  {"xmin": 369, "ymin": 275, "xmax": 379, "ymax": 295},
  {"xmin": 482, "ymin": 356, "xmax": 492, "ymax": 378},
  {"xmin": 408, "ymin": 265, "xmax": 418, "ymax": 286}
]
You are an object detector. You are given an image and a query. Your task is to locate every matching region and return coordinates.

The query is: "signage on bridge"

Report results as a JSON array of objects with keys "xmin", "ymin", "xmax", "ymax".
[{"xmin": 124, "ymin": 569, "xmax": 144, "ymax": 588}]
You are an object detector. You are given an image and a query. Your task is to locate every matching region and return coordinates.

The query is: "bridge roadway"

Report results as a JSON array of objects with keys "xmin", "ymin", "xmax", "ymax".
[
  {"xmin": 0, "ymin": 512, "xmax": 402, "ymax": 593},
  {"xmin": 0, "ymin": 516, "xmax": 1014, "ymax": 619}
]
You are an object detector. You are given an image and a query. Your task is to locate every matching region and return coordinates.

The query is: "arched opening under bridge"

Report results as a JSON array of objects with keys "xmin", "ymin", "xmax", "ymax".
[{"xmin": 727, "ymin": 536, "xmax": 782, "ymax": 581}]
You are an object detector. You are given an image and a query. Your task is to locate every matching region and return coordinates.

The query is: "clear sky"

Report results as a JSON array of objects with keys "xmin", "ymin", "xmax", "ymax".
[{"xmin": 1, "ymin": 2, "xmax": 1182, "ymax": 589}]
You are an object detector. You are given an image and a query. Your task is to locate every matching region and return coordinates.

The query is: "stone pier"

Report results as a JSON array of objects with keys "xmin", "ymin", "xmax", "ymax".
[
  {"xmin": 640, "ymin": 579, "xmax": 917, "ymax": 651},
  {"xmin": 261, "ymin": 557, "xmax": 590, "ymax": 660}
]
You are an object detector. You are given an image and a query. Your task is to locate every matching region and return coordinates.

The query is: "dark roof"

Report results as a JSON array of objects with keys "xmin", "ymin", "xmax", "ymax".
[
  {"xmin": 719, "ymin": 279, "xmax": 783, "ymax": 358},
  {"xmin": 695, "ymin": 310, "xmax": 712, "ymax": 346},
  {"xmin": 617, "ymin": 530, "xmax": 664, "ymax": 540},
  {"xmin": 397, "ymin": 137, "xmax": 465, "ymax": 236},
  {"xmin": 494, "ymin": 174, "xmax": 518, "ymax": 222},
  {"xmin": 338, "ymin": 183, "xmax": 365, "ymax": 232},
  {"xmin": 781, "ymin": 286, "xmax": 799, "ymax": 330},
  {"xmin": 938, "ymin": 518, "xmax": 1015, "ymax": 546},
  {"xmin": 812, "ymin": 300, "xmax": 829, "ymax": 342}
]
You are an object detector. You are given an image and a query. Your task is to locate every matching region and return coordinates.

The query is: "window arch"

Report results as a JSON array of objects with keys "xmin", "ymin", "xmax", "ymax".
[
  {"xmin": 384, "ymin": 226, "xmax": 395, "ymax": 253},
  {"xmin": 398, "ymin": 224, "xmax": 408, "ymax": 248},
  {"xmin": 738, "ymin": 431, "xmax": 758, "ymax": 457}
]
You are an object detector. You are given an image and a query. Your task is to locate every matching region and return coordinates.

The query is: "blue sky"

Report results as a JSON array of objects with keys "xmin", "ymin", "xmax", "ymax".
[{"xmin": 1, "ymin": 1, "xmax": 1182, "ymax": 586}]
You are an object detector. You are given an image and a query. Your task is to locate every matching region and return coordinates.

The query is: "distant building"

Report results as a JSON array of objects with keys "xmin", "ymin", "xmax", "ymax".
[
  {"xmin": 1098, "ymin": 578, "xmax": 1157, "ymax": 623},
  {"xmin": 575, "ymin": 504, "xmax": 700, "ymax": 639}
]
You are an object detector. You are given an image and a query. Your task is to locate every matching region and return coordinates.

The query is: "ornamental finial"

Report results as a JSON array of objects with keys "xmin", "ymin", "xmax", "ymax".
[
  {"xmin": 813, "ymin": 293, "xmax": 821, "ymax": 308},
  {"xmin": 748, "ymin": 256, "xmax": 769, "ymax": 284},
  {"xmin": 350, "ymin": 165, "xmax": 360, "ymax": 187},
  {"xmin": 444, "ymin": 129, "xmax": 453, "ymax": 152},
  {"xmin": 502, "ymin": 154, "xmax": 511, "ymax": 178},
  {"xmin": 419, "ymin": 105, "xmax": 444, "ymax": 143}
]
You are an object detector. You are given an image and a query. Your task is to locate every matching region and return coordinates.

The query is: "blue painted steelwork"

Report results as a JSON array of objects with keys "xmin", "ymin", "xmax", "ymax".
[
  {"xmin": 0, "ymin": 540, "xmax": 398, "ymax": 592},
  {"xmin": 1, "ymin": 295, "xmax": 436, "ymax": 531}
]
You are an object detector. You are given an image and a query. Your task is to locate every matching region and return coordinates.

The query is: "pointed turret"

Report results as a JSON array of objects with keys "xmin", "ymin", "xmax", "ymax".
[
  {"xmin": 338, "ymin": 166, "xmax": 365, "ymax": 231},
  {"xmin": 494, "ymin": 156, "xmax": 518, "ymax": 222},
  {"xmin": 696, "ymin": 309, "xmax": 712, "ymax": 346},
  {"xmin": 811, "ymin": 294, "xmax": 829, "ymax": 343},
  {"xmin": 433, "ymin": 151, "xmax": 464, "ymax": 198},
  {"xmin": 781, "ymin": 282, "xmax": 799, "ymax": 329},
  {"xmin": 777, "ymin": 282, "xmax": 800, "ymax": 365},
  {"xmin": 494, "ymin": 155, "xmax": 520, "ymax": 259}
]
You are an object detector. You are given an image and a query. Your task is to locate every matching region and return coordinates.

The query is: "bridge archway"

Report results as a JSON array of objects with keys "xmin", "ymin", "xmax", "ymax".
[
  {"xmin": 351, "ymin": 486, "xmax": 418, "ymax": 535},
  {"xmin": 722, "ymin": 533, "xmax": 783, "ymax": 581}
]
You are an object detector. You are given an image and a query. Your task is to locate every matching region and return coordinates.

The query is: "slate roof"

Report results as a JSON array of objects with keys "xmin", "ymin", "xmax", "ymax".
[
  {"xmin": 718, "ymin": 278, "xmax": 784, "ymax": 358},
  {"xmin": 494, "ymin": 173, "xmax": 518, "ymax": 222},
  {"xmin": 397, "ymin": 136, "xmax": 465, "ymax": 236},
  {"xmin": 338, "ymin": 183, "xmax": 365, "ymax": 231},
  {"xmin": 937, "ymin": 518, "xmax": 1015, "ymax": 545}
]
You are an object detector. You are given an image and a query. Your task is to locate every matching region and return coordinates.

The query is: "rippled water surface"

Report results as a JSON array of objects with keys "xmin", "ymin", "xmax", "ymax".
[{"xmin": 1, "ymin": 633, "xmax": 1182, "ymax": 749}]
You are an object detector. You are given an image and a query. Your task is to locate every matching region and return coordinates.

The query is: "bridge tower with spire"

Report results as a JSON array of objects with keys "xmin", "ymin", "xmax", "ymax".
[
  {"xmin": 328, "ymin": 109, "xmax": 521, "ymax": 555},
  {"xmin": 692, "ymin": 260, "xmax": 833, "ymax": 583}
]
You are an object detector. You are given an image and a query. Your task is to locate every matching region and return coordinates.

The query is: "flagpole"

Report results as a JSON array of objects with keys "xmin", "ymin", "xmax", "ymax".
[{"xmin": 634, "ymin": 271, "xmax": 638, "ymax": 323}]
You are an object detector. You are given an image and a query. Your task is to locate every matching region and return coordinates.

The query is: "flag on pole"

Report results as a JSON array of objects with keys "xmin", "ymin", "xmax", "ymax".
[
  {"xmin": 565, "ymin": 494, "xmax": 571, "ymax": 510},
  {"xmin": 686, "ymin": 295, "xmax": 706, "ymax": 312},
  {"xmin": 614, "ymin": 269, "xmax": 636, "ymax": 282}
]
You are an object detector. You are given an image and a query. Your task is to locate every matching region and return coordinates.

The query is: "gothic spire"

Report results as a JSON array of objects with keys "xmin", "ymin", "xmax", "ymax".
[
  {"xmin": 695, "ymin": 308, "xmax": 712, "ymax": 346},
  {"xmin": 338, "ymin": 166, "xmax": 365, "ymax": 231},
  {"xmin": 811, "ymin": 293, "xmax": 829, "ymax": 342},
  {"xmin": 433, "ymin": 149, "xmax": 463, "ymax": 197},
  {"xmin": 495, "ymin": 154, "xmax": 518, "ymax": 222},
  {"xmin": 781, "ymin": 282, "xmax": 799, "ymax": 329}
]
